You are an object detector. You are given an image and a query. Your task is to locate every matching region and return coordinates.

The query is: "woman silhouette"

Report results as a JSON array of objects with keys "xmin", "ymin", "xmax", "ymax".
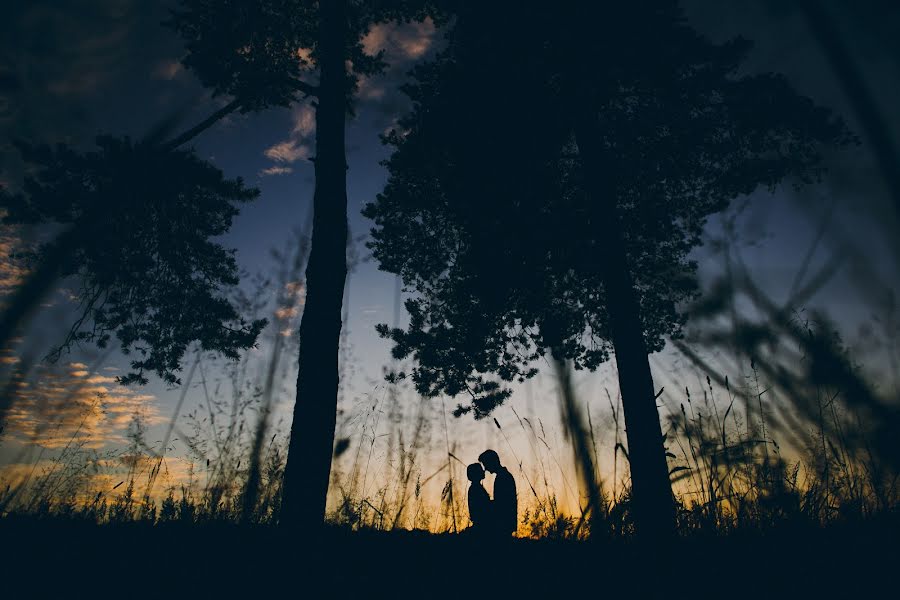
[{"xmin": 466, "ymin": 463, "xmax": 493, "ymax": 534}]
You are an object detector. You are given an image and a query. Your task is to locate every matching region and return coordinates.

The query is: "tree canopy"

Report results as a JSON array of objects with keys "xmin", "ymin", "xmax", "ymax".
[
  {"xmin": 364, "ymin": 2, "xmax": 852, "ymax": 418},
  {"xmin": 167, "ymin": 0, "xmax": 440, "ymax": 113},
  {"xmin": 1, "ymin": 136, "xmax": 266, "ymax": 385}
]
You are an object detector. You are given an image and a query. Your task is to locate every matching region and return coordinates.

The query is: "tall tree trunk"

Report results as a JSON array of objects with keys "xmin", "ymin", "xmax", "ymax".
[
  {"xmin": 574, "ymin": 109, "xmax": 675, "ymax": 539},
  {"xmin": 281, "ymin": 0, "xmax": 348, "ymax": 530}
]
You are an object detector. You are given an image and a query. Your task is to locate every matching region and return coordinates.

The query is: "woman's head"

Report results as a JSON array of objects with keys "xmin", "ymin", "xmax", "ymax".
[{"xmin": 467, "ymin": 463, "xmax": 485, "ymax": 482}]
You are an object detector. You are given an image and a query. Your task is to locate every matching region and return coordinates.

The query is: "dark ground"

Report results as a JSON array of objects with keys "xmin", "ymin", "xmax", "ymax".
[{"xmin": 1, "ymin": 516, "xmax": 897, "ymax": 598}]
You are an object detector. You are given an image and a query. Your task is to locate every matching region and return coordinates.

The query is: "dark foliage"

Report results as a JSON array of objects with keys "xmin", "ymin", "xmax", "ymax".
[
  {"xmin": 0, "ymin": 136, "xmax": 266, "ymax": 385},
  {"xmin": 168, "ymin": 0, "xmax": 320, "ymax": 112},
  {"xmin": 167, "ymin": 0, "xmax": 442, "ymax": 112},
  {"xmin": 364, "ymin": 1, "xmax": 853, "ymax": 418}
]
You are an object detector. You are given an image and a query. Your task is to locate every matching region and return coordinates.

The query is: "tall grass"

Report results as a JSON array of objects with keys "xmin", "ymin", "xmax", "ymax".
[{"xmin": 1, "ymin": 345, "xmax": 895, "ymax": 536}]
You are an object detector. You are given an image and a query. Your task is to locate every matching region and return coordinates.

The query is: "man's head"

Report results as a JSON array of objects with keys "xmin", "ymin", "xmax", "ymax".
[
  {"xmin": 467, "ymin": 463, "xmax": 485, "ymax": 483},
  {"xmin": 478, "ymin": 449, "xmax": 502, "ymax": 474}
]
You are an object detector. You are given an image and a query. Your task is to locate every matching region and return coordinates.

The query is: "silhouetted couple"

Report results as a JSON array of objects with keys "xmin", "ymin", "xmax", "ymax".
[{"xmin": 467, "ymin": 449, "xmax": 517, "ymax": 537}]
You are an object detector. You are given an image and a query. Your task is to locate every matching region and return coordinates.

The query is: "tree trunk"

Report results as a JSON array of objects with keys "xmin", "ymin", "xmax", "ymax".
[
  {"xmin": 574, "ymin": 109, "xmax": 675, "ymax": 539},
  {"xmin": 281, "ymin": 0, "xmax": 348, "ymax": 531}
]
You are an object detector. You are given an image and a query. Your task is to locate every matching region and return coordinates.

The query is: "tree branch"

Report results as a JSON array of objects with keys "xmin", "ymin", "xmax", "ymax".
[{"xmin": 162, "ymin": 99, "xmax": 242, "ymax": 152}]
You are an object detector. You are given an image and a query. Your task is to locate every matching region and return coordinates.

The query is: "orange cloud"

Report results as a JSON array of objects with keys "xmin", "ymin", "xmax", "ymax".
[
  {"xmin": 260, "ymin": 105, "xmax": 316, "ymax": 176},
  {"xmin": 264, "ymin": 140, "xmax": 309, "ymax": 164},
  {"xmin": 3, "ymin": 365, "xmax": 164, "ymax": 450},
  {"xmin": 0, "ymin": 221, "xmax": 29, "ymax": 298},
  {"xmin": 260, "ymin": 166, "xmax": 293, "ymax": 177},
  {"xmin": 292, "ymin": 105, "xmax": 315, "ymax": 137},
  {"xmin": 362, "ymin": 19, "xmax": 437, "ymax": 61},
  {"xmin": 153, "ymin": 60, "xmax": 183, "ymax": 81}
]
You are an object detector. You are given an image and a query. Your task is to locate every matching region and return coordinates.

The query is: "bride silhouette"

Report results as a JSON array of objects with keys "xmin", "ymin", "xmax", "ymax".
[{"xmin": 466, "ymin": 463, "xmax": 493, "ymax": 535}]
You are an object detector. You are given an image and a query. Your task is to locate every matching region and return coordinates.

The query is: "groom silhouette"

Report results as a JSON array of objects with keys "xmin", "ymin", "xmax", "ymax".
[{"xmin": 479, "ymin": 449, "xmax": 517, "ymax": 536}]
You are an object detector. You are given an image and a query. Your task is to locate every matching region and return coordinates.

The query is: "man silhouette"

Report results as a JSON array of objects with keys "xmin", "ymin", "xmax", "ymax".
[{"xmin": 479, "ymin": 449, "xmax": 517, "ymax": 536}]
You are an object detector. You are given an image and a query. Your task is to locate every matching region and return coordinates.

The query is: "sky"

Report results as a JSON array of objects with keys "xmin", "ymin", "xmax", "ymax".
[{"xmin": 1, "ymin": 1, "xmax": 898, "ymax": 523}]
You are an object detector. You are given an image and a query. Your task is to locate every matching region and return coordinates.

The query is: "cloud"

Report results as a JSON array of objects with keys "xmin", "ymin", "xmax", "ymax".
[
  {"xmin": 355, "ymin": 18, "xmax": 444, "ymax": 132},
  {"xmin": 260, "ymin": 105, "xmax": 316, "ymax": 173},
  {"xmin": 275, "ymin": 306, "xmax": 299, "ymax": 321},
  {"xmin": 274, "ymin": 281, "xmax": 305, "ymax": 337},
  {"xmin": 260, "ymin": 166, "xmax": 293, "ymax": 177},
  {"xmin": 296, "ymin": 47, "xmax": 314, "ymax": 67},
  {"xmin": 358, "ymin": 77, "xmax": 387, "ymax": 101},
  {"xmin": 264, "ymin": 140, "xmax": 309, "ymax": 164},
  {"xmin": 285, "ymin": 280, "xmax": 305, "ymax": 299},
  {"xmin": 0, "ymin": 222, "xmax": 29, "ymax": 297},
  {"xmin": 153, "ymin": 60, "xmax": 183, "ymax": 81},
  {"xmin": 292, "ymin": 105, "xmax": 316, "ymax": 137},
  {"xmin": 362, "ymin": 19, "xmax": 437, "ymax": 62},
  {"xmin": 3, "ymin": 364, "xmax": 164, "ymax": 450}
]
